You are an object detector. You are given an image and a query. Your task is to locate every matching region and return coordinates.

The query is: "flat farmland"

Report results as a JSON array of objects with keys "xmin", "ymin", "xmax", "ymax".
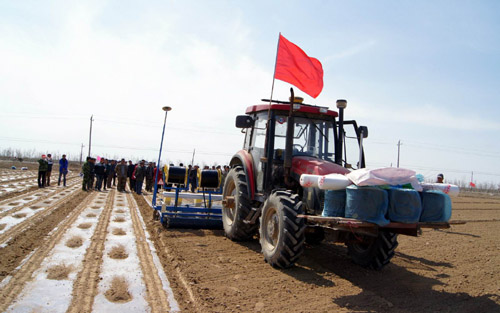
[{"xmin": 0, "ymin": 166, "xmax": 498, "ymax": 312}]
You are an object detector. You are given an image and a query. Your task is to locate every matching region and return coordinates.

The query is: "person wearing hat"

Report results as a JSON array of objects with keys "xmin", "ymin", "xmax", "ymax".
[
  {"xmin": 37, "ymin": 154, "xmax": 49, "ymax": 188},
  {"xmin": 436, "ymin": 173, "xmax": 444, "ymax": 183}
]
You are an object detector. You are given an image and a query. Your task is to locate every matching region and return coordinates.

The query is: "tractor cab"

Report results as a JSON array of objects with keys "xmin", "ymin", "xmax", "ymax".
[{"xmin": 235, "ymin": 97, "xmax": 367, "ymax": 199}]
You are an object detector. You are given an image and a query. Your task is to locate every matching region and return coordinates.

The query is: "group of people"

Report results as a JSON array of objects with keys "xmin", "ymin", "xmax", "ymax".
[
  {"xmin": 81, "ymin": 158, "xmax": 159, "ymax": 195},
  {"xmin": 80, "ymin": 157, "xmax": 231, "ymax": 195},
  {"xmin": 37, "ymin": 154, "xmax": 69, "ymax": 188},
  {"xmin": 81, "ymin": 157, "xmax": 118, "ymax": 192}
]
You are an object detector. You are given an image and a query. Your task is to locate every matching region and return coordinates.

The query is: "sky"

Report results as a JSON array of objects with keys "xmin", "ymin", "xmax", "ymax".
[{"xmin": 0, "ymin": 0, "xmax": 499, "ymax": 186}]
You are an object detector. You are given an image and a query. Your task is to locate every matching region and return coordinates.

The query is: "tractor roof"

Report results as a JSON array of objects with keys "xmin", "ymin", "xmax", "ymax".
[{"xmin": 245, "ymin": 103, "xmax": 338, "ymax": 118}]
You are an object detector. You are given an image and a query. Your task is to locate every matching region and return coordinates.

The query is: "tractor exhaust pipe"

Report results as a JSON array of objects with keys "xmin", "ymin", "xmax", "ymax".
[
  {"xmin": 335, "ymin": 99, "xmax": 347, "ymax": 166},
  {"xmin": 284, "ymin": 88, "xmax": 295, "ymax": 186}
]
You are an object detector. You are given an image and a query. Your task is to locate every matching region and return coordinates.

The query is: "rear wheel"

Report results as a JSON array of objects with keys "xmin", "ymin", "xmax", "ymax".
[
  {"xmin": 259, "ymin": 190, "xmax": 306, "ymax": 268},
  {"xmin": 347, "ymin": 231, "xmax": 398, "ymax": 270},
  {"xmin": 222, "ymin": 166, "xmax": 258, "ymax": 240}
]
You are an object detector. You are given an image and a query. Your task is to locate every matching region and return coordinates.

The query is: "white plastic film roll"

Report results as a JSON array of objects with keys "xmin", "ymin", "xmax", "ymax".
[
  {"xmin": 318, "ymin": 174, "xmax": 351, "ymax": 190},
  {"xmin": 300, "ymin": 174, "xmax": 321, "ymax": 188},
  {"xmin": 421, "ymin": 183, "xmax": 460, "ymax": 197}
]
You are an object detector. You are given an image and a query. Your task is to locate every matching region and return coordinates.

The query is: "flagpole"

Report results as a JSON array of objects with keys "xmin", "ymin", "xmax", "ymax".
[
  {"xmin": 267, "ymin": 32, "xmax": 282, "ymax": 119},
  {"xmin": 262, "ymin": 33, "xmax": 282, "ymax": 191}
]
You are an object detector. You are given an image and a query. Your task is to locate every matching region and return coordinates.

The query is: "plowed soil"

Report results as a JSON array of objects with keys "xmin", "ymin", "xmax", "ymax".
[
  {"xmin": 134, "ymin": 193, "xmax": 500, "ymax": 312},
  {"xmin": 0, "ymin": 166, "xmax": 499, "ymax": 313}
]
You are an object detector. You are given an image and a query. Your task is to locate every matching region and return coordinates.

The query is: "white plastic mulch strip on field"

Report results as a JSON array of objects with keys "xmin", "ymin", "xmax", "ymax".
[
  {"xmin": 0, "ymin": 185, "xmax": 80, "ymax": 237},
  {"xmin": 134, "ymin": 198, "xmax": 180, "ymax": 312},
  {"xmin": 0, "ymin": 171, "xmax": 37, "ymax": 182},
  {"xmin": 6, "ymin": 195, "xmax": 107, "ymax": 312},
  {"xmin": 93, "ymin": 192, "xmax": 149, "ymax": 312},
  {"xmin": 0, "ymin": 180, "xmax": 38, "ymax": 195},
  {"xmin": 0, "ymin": 185, "xmax": 70, "ymax": 213}
]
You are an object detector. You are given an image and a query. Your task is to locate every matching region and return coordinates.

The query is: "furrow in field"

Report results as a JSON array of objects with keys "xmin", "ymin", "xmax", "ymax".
[
  {"xmin": 128, "ymin": 192, "xmax": 179, "ymax": 312},
  {"xmin": 5, "ymin": 191, "xmax": 110, "ymax": 312},
  {"xmin": 0, "ymin": 176, "xmax": 80, "ymax": 218},
  {"xmin": 0, "ymin": 184, "xmax": 81, "ymax": 245},
  {"xmin": 67, "ymin": 190, "xmax": 115, "ymax": 313},
  {"xmin": 0, "ymin": 191, "xmax": 94, "ymax": 312}
]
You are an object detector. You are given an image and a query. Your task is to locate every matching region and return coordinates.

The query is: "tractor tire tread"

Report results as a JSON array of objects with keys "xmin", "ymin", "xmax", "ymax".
[{"xmin": 260, "ymin": 190, "xmax": 305, "ymax": 269}]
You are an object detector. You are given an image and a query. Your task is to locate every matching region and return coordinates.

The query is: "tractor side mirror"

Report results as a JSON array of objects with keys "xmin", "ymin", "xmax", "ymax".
[
  {"xmin": 358, "ymin": 126, "xmax": 368, "ymax": 138},
  {"xmin": 235, "ymin": 115, "xmax": 254, "ymax": 128}
]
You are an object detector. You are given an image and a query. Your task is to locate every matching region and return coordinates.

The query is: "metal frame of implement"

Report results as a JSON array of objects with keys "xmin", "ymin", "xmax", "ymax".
[
  {"xmin": 299, "ymin": 215, "xmax": 462, "ymax": 237},
  {"xmin": 153, "ymin": 176, "xmax": 224, "ymax": 229}
]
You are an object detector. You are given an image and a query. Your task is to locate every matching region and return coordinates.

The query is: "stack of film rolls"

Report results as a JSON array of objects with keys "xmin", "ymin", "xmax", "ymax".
[
  {"xmin": 198, "ymin": 169, "xmax": 221, "ymax": 189},
  {"xmin": 300, "ymin": 173, "xmax": 460, "ymax": 197}
]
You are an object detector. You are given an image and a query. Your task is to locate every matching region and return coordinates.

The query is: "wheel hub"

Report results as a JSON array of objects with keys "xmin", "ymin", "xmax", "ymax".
[{"xmin": 265, "ymin": 208, "xmax": 279, "ymax": 248}]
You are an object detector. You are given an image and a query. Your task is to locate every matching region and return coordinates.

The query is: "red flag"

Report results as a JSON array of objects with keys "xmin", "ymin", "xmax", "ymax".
[
  {"xmin": 274, "ymin": 34, "xmax": 324, "ymax": 98},
  {"xmin": 469, "ymin": 182, "xmax": 476, "ymax": 188}
]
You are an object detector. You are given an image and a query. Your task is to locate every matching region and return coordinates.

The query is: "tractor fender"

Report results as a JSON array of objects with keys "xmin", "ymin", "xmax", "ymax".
[{"xmin": 229, "ymin": 150, "xmax": 256, "ymax": 200}]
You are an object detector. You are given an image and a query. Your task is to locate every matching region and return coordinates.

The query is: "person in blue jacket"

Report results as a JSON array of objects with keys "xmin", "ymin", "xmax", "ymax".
[{"xmin": 58, "ymin": 154, "xmax": 69, "ymax": 186}]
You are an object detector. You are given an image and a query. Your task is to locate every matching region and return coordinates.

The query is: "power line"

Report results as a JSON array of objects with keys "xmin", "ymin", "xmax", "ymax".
[{"xmin": 0, "ymin": 136, "xmax": 234, "ymax": 157}]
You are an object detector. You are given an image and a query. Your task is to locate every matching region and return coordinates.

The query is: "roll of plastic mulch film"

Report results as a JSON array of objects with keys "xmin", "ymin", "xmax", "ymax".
[
  {"xmin": 420, "ymin": 190, "xmax": 452, "ymax": 222},
  {"xmin": 318, "ymin": 174, "xmax": 351, "ymax": 190},
  {"xmin": 299, "ymin": 174, "xmax": 321, "ymax": 188},
  {"xmin": 322, "ymin": 190, "xmax": 346, "ymax": 217},
  {"xmin": 387, "ymin": 188, "xmax": 422, "ymax": 223},
  {"xmin": 345, "ymin": 185, "xmax": 390, "ymax": 226},
  {"xmin": 199, "ymin": 170, "xmax": 221, "ymax": 188},
  {"xmin": 420, "ymin": 183, "xmax": 459, "ymax": 197},
  {"xmin": 168, "ymin": 166, "xmax": 188, "ymax": 185}
]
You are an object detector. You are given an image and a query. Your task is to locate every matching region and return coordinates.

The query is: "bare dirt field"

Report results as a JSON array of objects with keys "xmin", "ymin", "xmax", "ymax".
[{"xmin": 0, "ymin": 165, "xmax": 498, "ymax": 312}]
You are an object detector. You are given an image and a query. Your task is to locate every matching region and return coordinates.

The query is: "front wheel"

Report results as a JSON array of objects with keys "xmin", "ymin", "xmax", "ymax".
[
  {"xmin": 259, "ymin": 190, "xmax": 306, "ymax": 268},
  {"xmin": 222, "ymin": 166, "xmax": 257, "ymax": 240},
  {"xmin": 347, "ymin": 231, "xmax": 398, "ymax": 270}
]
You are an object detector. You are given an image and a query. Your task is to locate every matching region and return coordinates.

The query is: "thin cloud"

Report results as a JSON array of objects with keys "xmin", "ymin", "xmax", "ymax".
[
  {"xmin": 349, "ymin": 101, "xmax": 500, "ymax": 131},
  {"xmin": 323, "ymin": 40, "xmax": 377, "ymax": 61}
]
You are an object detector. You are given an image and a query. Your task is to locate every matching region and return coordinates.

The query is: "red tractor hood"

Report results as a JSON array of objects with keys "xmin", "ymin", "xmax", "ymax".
[{"xmin": 292, "ymin": 156, "xmax": 350, "ymax": 176}]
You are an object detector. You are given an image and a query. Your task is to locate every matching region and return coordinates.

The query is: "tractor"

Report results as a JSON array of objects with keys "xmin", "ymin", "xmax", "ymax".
[{"xmin": 221, "ymin": 90, "xmax": 397, "ymax": 270}]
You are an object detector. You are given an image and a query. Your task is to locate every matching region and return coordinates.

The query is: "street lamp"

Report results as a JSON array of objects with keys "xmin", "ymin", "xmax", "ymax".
[{"xmin": 152, "ymin": 106, "xmax": 172, "ymax": 207}]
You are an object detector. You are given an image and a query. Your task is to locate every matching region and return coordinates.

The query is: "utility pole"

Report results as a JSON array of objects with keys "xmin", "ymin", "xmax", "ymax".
[
  {"xmin": 471, "ymin": 171, "xmax": 474, "ymax": 190},
  {"xmin": 397, "ymin": 140, "xmax": 402, "ymax": 168},
  {"xmin": 88, "ymin": 115, "xmax": 94, "ymax": 157},
  {"xmin": 79, "ymin": 143, "xmax": 84, "ymax": 165},
  {"xmin": 191, "ymin": 149, "xmax": 196, "ymax": 166}
]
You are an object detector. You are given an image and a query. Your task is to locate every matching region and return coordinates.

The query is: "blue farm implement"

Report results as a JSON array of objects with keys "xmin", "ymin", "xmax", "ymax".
[{"xmin": 154, "ymin": 185, "xmax": 223, "ymax": 229}]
